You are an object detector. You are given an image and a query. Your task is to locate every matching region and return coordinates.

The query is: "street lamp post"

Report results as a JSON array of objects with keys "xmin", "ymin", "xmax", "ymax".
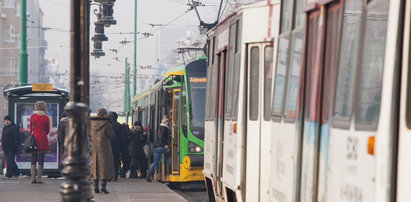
[{"xmin": 60, "ymin": 0, "xmax": 92, "ymax": 201}]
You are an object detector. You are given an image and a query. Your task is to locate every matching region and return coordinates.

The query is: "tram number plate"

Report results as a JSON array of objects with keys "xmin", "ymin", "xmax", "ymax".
[
  {"xmin": 32, "ymin": 83, "xmax": 53, "ymax": 91},
  {"xmin": 340, "ymin": 184, "xmax": 363, "ymax": 202}
]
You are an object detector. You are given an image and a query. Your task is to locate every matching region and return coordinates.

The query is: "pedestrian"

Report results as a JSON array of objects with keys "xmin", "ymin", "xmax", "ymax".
[
  {"xmin": 146, "ymin": 116, "xmax": 170, "ymax": 182},
  {"xmin": 129, "ymin": 121, "xmax": 147, "ymax": 178},
  {"xmin": 30, "ymin": 101, "xmax": 50, "ymax": 184},
  {"xmin": 90, "ymin": 108, "xmax": 115, "ymax": 194},
  {"xmin": 1, "ymin": 115, "xmax": 20, "ymax": 178},
  {"xmin": 57, "ymin": 112, "xmax": 68, "ymax": 169},
  {"xmin": 107, "ymin": 111, "xmax": 122, "ymax": 181},
  {"xmin": 120, "ymin": 123, "xmax": 131, "ymax": 178}
]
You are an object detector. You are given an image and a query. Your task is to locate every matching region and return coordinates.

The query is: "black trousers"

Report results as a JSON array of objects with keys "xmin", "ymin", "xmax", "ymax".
[
  {"xmin": 5, "ymin": 150, "xmax": 19, "ymax": 177},
  {"xmin": 113, "ymin": 152, "xmax": 120, "ymax": 180},
  {"xmin": 130, "ymin": 152, "xmax": 147, "ymax": 178},
  {"xmin": 120, "ymin": 152, "xmax": 130, "ymax": 177}
]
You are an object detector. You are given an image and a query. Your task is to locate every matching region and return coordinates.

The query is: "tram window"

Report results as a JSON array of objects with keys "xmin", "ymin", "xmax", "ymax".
[
  {"xmin": 232, "ymin": 20, "xmax": 242, "ymax": 121},
  {"xmin": 211, "ymin": 65, "xmax": 218, "ymax": 120},
  {"xmin": 209, "ymin": 37, "xmax": 214, "ymax": 66},
  {"xmin": 322, "ymin": 6, "xmax": 341, "ymax": 123},
  {"xmin": 249, "ymin": 47, "xmax": 260, "ymax": 121},
  {"xmin": 212, "ymin": 36, "xmax": 216, "ymax": 65},
  {"xmin": 225, "ymin": 23, "xmax": 237, "ymax": 119},
  {"xmin": 304, "ymin": 15, "xmax": 319, "ymax": 122},
  {"xmin": 271, "ymin": 36, "xmax": 289, "ymax": 117},
  {"xmin": 284, "ymin": 30, "xmax": 303, "ymax": 121},
  {"xmin": 182, "ymin": 83, "xmax": 188, "ymax": 133},
  {"xmin": 355, "ymin": 0, "xmax": 389, "ymax": 130},
  {"xmin": 293, "ymin": 0, "xmax": 304, "ymax": 28},
  {"xmin": 332, "ymin": 0, "xmax": 363, "ymax": 128},
  {"xmin": 235, "ymin": 20, "xmax": 241, "ymax": 53},
  {"xmin": 280, "ymin": 0, "xmax": 293, "ymax": 33},
  {"xmin": 407, "ymin": 22, "xmax": 411, "ymax": 129},
  {"xmin": 264, "ymin": 46, "xmax": 273, "ymax": 121},
  {"xmin": 205, "ymin": 66, "xmax": 212, "ymax": 121}
]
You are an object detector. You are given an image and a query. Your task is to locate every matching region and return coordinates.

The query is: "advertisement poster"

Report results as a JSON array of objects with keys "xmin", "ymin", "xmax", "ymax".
[{"xmin": 14, "ymin": 103, "xmax": 59, "ymax": 170}]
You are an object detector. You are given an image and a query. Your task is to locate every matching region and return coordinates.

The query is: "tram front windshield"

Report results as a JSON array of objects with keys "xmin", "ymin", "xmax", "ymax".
[{"xmin": 188, "ymin": 79, "xmax": 206, "ymax": 140}]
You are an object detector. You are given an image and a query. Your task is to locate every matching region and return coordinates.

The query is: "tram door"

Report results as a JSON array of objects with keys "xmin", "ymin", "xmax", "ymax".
[
  {"xmin": 300, "ymin": 3, "xmax": 341, "ymax": 202},
  {"xmin": 171, "ymin": 90, "xmax": 181, "ymax": 173},
  {"xmin": 215, "ymin": 51, "xmax": 226, "ymax": 197},
  {"xmin": 245, "ymin": 42, "xmax": 271, "ymax": 202}
]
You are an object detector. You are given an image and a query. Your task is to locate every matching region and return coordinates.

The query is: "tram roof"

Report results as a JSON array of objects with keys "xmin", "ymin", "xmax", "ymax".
[
  {"xmin": 3, "ymin": 84, "xmax": 69, "ymax": 100},
  {"xmin": 165, "ymin": 66, "xmax": 184, "ymax": 77}
]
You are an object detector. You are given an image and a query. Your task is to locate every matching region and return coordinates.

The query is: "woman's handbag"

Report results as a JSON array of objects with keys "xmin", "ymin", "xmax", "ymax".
[{"xmin": 24, "ymin": 135, "xmax": 37, "ymax": 153}]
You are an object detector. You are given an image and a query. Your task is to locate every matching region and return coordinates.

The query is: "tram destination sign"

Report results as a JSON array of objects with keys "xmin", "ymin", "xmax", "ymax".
[{"xmin": 32, "ymin": 83, "xmax": 53, "ymax": 92}]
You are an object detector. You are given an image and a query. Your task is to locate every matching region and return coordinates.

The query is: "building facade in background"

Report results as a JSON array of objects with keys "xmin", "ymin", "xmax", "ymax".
[
  {"xmin": 0, "ymin": 0, "xmax": 47, "ymax": 125},
  {"xmin": 0, "ymin": 0, "xmax": 20, "ymax": 123},
  {"xmin": 27, "ymin": 0, "xmax": 48, "ymax": 83}
]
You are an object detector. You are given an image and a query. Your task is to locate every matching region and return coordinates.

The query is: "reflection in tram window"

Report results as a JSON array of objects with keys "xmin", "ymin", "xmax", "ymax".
[
  {"xmin": 264, "ymin": 46, "xmax": 273, "ymax": 121},
  {"xmin": 284, "ymin": 30, "xmax": 303, "ymax": 121},
  {"xmin": 249, "ymin": 47, "xmax": 260, "ymax": 121},
  {"xmin": 271, "ymin": 37, "xmax": 289, "ymax": 116},
  {"xmin": 333, "ymin": 0, "xmax": 364, "ymax": 124},
  {"xmin": 355, "ymin": 0, "xmax": 389, "ymax": 130}
]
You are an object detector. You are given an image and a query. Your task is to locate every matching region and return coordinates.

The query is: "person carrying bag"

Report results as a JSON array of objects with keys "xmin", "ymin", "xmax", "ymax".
[{"xmin": 24, "ymin": 134, "xmax": 36, "ymax": 153}]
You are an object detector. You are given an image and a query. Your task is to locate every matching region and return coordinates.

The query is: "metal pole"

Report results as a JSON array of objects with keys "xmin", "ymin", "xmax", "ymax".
[
  {"xmin": 60, "ymin": 0, "xmax": 92, "ymax": 201},
  {"xmin": 124, "ymin": 57, "xmax": 128, "ymax": 113},
  {"xmin": 19, "ymin": 0, "xmax": 28, "ymax": 84},
  {"xmin": 127, "ymin": 63, "xmax": 131, "ymax": 112},
  {"xmin": 133, "ymin": 0, "xmax": 137, "ymax": 96}
]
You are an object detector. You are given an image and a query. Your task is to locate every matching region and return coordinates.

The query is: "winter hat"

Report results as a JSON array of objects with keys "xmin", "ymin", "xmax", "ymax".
[
  {"xmin": 133, "ymin": 121, "xmax": 142, "ymax": 127},
  {"xmin": 108, "ymin": 111, "xmax": 118, "ymax": 121},
  {"xmin": 97, "ymin": 108, "xmax": 108, "ymax": 117},
  {"xmin": 4, "ymin": 115, "xmax": 11, "ymax": 121}
]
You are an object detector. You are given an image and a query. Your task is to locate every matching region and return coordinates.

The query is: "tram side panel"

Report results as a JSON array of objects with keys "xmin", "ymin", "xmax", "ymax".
[
  {"xmin": 397, "ymin": 1, "xmax": 411, "ymax": 201},
  {"xmin": 325, "ymin": 0, "xmax": 393, "ymax": 202}
]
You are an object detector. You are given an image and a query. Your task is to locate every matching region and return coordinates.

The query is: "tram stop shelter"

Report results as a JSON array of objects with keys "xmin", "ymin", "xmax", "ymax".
[{"xmin": 3, "ymin": 84, "xmax": 69, "ymax": 175}]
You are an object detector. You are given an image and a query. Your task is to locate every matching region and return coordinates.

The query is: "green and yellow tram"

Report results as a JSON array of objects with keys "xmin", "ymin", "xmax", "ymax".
[{"xmin": 132, "ymin": 58, "xmax": 207, "ymax": 184}]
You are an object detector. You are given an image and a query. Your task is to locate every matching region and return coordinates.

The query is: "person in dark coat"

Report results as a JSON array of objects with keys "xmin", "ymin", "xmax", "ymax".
[
  {"xmin": 30, "ymin": 101, "xmax": 50, "ymax": 184},
  {"xmin": 107, "ymin": 111, "xmax": 123, "ymax": 181},
  {"xmin": 120, "ymin": 123, "xmax": 131, "ymax": 178},
  {"xmin": 1, "ymin": 115, "xmax": 20, "ymax": 178},
  {"xmin": 129, "ymin": 121, "xmax": 147, "ymax": 178},
  {"xmin": 57, "ymin": 112, "xmax": 68, "ymax": 169},
  {"xmin": 90, "ymin": 108, "xmax": 115, "ymax": 194},
  {"xmin": 146, "ymin": 116, "xmax": 170, "ymax": 182}
]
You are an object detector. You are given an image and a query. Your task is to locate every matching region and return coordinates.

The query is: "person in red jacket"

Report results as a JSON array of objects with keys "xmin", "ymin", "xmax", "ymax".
[{"xmin": 29, "ymin": 101, "xmax": 50, "ymax": 184}]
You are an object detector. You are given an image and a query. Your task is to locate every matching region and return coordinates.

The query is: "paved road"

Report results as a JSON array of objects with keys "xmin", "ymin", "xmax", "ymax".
[
  {"xmin": 0, "ymin": 177, "xmax": 186, "ymax": 202},
  {"xmin": 173, "ymin": 189, "xmax": 209, "ymax": 202}
]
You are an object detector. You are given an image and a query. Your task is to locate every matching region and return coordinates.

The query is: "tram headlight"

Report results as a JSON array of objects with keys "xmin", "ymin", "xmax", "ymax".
[{"xmin": 188, "ymin": 141, "xmax": 203, "ymax": 153}]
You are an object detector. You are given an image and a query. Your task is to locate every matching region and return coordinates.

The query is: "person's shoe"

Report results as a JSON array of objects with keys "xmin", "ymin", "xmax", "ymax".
[
  {"xmin": 30, "ymin": 165, "xmax": 37, "ymax": 184},
  {"xmin": 101, "ymin": 189, "xmax": 109, "ymax": 194},
  {"xmin": 145, "ymin": 175, "xmax": 152, "ymax": 182},
  {"xmin": 113, "ymin": 177, "xmax": 118, "ymax": 181},
  {"xmin": 101, "ymin": 180, "xmax": 109, "ymax": 194},
  {"xmin": 93, "ymin": 180, "xmax": 100, "ymax": 194}
]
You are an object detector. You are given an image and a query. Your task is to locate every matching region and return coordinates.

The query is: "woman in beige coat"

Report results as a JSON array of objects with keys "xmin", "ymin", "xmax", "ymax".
[{"xmin": 90, "ymin": 108, "xmax": 115, "ymax": 194}]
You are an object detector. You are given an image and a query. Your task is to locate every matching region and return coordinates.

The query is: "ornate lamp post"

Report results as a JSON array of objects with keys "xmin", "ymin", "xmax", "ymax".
[
  {"xmin": 91, "ymin": 0, "xmax": 117, "ymax": 58},
  {"xmin": 60, "ymin": 0, "xmax": 117, "ymax": 201},
  {"xmin": 91, "ymin": 11, "xmax": 108, "ymax": 58},
  {"xmin": 60, "ymin": 0, "xmax": 92, "ymax": 201}
]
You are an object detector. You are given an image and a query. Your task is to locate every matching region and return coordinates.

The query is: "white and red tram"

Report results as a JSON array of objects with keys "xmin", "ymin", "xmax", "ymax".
[{"xmin": 203, "ymin": 0, "xmax": 411, "ymax": 202}]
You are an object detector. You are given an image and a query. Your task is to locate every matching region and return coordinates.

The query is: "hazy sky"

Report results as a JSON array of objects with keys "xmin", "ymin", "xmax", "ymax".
[
  {"xmin": 38, "ymin": 0, "xmax": 224, "ymax": 111},
  {"xmin": 39, "ymin": 0, "xmax": 221, "ymax": 74}
]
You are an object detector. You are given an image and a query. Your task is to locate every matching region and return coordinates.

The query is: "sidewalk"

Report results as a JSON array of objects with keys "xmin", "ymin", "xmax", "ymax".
[{"xmin": 0, "ymin": 177, "xmax": 187, "ymax": 202}]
